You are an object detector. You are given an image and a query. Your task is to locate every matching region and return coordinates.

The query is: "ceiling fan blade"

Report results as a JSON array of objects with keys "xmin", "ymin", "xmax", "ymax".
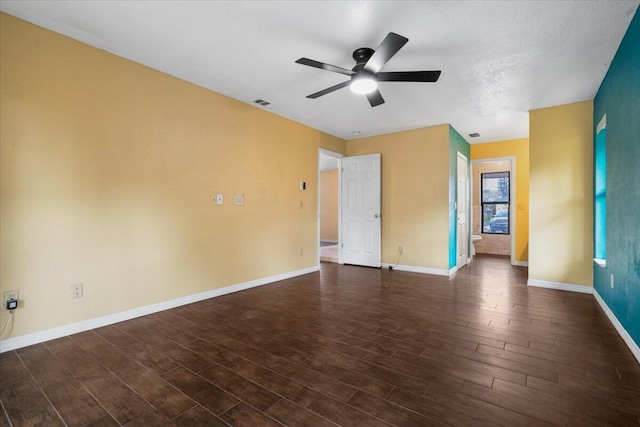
[
  {"xmin": 364, "ymin": 32, "xmax": 408, "ymax": 73},
  {"xmin": 376, "ymin": 70, "xmax": 441, "ymax": 82},
  {"xmin": 306, "ymin": 80, "xmax": 351, "ymax": 99},
  {"xmin": 296, "ymin": 58, "xmax": 355, "ymax": 76},
  {"xmin": 366, "ymin": 90, "xmax": 385, "ymax": 107}
]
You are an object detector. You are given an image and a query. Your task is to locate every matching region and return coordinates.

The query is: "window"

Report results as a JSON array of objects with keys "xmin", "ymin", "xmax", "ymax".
[
  {"xmin": 481, "ymin": 171, "xmax": 510, "ymax": 234},
  {"xmin": 594, "ymin": 115, "xmax": 606, "ymax": 264}
]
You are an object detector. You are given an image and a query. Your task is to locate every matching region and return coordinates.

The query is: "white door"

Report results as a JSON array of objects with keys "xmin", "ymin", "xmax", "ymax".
[
  {"xmin": 341, "ymin": 153, "xmax": 381, "ymax": 267},
  {"xmin": 457, "ymin": 152, "xmax": 468, "ymax": 268}
]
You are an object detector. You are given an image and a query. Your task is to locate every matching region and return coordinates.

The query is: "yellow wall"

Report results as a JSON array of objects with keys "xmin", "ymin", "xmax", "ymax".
[
  {"xmin": 529, "ymin": 101, "xmax": 593, "ymax": 287},
  {"xmin": 0, "ymin": 14, "xmax": 345, "ymax": 339},
  {"xmin": 320, "ymin": 170, "xmax": 339, "ymax": 241},
  {"xmin": 471, "ymin": 138, "xmax": 529, "ymax": 262},
  {"xmin": 346, "ymin": 125, "xmax": 450, "ymax": 269}
]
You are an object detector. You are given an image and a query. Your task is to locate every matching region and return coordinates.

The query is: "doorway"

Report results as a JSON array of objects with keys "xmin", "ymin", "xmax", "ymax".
[
  {"xmin": 318, "ymin": 150, "xmax": 342, "ymax": 263},
  {"xmin": 317, "ymin": 150, "xmax": 382, "ymax": 268},
  {"xmin": 471, "ymin": 158, "xmax": 514, "ymax": 260}
]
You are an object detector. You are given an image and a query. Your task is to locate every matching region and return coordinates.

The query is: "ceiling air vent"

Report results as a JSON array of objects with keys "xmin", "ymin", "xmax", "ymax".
[
  {"xmin": 469, "ymin": 133, "xmax": 480, "ymax": 138},
  {"xmin": 253, "ymin": 99, "xmax": 271, "ymax": 106}
]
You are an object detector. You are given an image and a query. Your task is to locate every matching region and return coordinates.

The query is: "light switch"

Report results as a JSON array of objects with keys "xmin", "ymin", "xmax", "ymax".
[{"xmin": 216, "ymin": 193, "xmax": 223, "ymax": 205}]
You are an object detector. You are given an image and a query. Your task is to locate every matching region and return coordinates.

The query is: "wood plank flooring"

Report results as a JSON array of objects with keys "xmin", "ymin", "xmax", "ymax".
[{"xmin": 1, "ymin": 255, "xmax": 639, "ymax": 426}]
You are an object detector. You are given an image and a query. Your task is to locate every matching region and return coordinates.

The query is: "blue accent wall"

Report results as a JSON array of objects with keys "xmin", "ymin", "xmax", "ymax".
[
  {"xmin": 449, "ymin": 126, "xmax": 470, "ymax": 269},
  {"xmin": 593, "ymin": 9, "xmax": 640, "ymax": 348}
]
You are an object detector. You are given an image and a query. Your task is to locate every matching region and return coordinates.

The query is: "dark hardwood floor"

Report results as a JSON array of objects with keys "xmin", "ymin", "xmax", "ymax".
[{"xmin": 1, "ymin": 255, "xmax": 639, "ymax": 426}]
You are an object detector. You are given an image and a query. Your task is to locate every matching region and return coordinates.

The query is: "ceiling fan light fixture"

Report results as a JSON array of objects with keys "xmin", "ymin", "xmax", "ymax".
[{"xmin": 350, "ymin": 76, "xmax": 378, "ymax": 95}]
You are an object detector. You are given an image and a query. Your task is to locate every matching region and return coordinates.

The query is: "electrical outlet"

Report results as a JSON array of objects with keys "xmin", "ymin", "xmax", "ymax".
[
  {"xmin": 3, "ymin": 290, "xmax": 18, "ymax": 307},
  {"xmin": 71, "ymin": 283, "xmax": 83, "ymax": 299},
  {"xmin": 610, "ymin": 273, "xmax": 614, "ymax": 289},
  {"xmin": 234, "ymin": 195, "xmax": 243, "ymax": 206},
  {"xmin": 399, "ymin": 245, "xmax": 405, "ymax": 254}
]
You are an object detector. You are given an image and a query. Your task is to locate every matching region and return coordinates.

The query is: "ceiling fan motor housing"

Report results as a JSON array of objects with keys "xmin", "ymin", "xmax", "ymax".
[{"xmin": 352, "ymin": 47, "xmax": 375, "ymax": 71}]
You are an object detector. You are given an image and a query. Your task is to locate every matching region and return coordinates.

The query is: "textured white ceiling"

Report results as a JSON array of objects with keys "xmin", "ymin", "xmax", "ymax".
[{"xmin": 1, "ymin": 1, "xmax": 638, "ymax": 143}]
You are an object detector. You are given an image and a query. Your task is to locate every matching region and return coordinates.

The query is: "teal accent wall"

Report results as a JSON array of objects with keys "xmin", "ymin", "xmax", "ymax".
[
  {"xmin": 593, "ymin": 9, "xmax": 640, "ymax": 348},
  {"xmin": 449, "ymin": 125, "xmax": 470, "ymax": 269}
]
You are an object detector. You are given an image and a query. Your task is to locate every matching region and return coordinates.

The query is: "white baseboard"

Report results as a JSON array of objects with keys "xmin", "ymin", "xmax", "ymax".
[
  {"xmin": 593, "ymin": 289, "xmax": 640, "ymax": 365},
  {"xmin": 512, "ymin": 260, "xmax": 529, "ymax": 267},
  {"xmin": 381, "ymin": 263, "xmax": 452, "ymax": 276},
  {"xmin": 527, "ymin": 279, "xmax": 593, "ymax": 294},
  {"xmin": 0, "ymin": 266, "xmax": 319, "ymax": 353}
]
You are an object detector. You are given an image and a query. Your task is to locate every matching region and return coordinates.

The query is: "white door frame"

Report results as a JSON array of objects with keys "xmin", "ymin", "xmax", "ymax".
[
  {"xmin": 317, "ymin": 148, "xmax": 344, "ymax": 266},
  {"xmin": 470, "ymin": 156, "xmax": 521, "ymax": 266}
]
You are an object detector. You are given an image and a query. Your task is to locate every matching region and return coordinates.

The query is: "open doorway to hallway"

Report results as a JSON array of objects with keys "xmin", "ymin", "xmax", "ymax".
[
  {"xmin": 471, "ymin": 159, "xmax": 513, "ymax": 259},
  {"xmin": 318, "ymin": 150, "xmax": 341, "ymax": 263}
]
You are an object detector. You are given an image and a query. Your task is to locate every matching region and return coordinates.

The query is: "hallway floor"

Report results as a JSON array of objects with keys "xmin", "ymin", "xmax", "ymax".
[{"xmin": 319, "ymin": 242, "xmax": 338, "ymax": 263}]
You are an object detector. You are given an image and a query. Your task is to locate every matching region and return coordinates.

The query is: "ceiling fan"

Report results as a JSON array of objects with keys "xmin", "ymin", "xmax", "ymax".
[{"xmin": 295, "ymin": 32, "xmax": 441, "ymax": 107}]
